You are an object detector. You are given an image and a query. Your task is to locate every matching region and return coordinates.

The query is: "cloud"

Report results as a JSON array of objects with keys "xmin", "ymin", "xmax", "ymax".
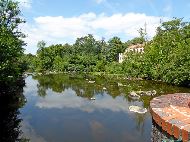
[
  {"xmin": 23, "ymin": 12, "xmax": 169, "ymax": 54},
  {"xmin": 16, "ymin": 0, "xmax": 32, "ymax": 9},
  {"xmin": 95, "ymin": 0, "xmax": 106, "ymax": 4}
]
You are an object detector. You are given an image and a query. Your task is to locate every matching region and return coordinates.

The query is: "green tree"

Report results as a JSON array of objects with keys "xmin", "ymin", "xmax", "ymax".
[
  {"xmin": 144, "ymin": 18, "xmax": 190, "ymax": 86},
  {"xmin": 0, "ymin": 0, "xmax": 26, "ymax": 84},
  {"xmin": 37, "ymin": 40, "xmax": 46, "ymax": 53},
  {"xmin": 107, "ymin": 37, "xmax": 124, "ymax": 62}
]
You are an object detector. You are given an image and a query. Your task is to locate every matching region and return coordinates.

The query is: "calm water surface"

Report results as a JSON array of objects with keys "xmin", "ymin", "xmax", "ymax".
[{"xmin": 2, "ymin": 74, "xmax": 190, "ymax": 142}]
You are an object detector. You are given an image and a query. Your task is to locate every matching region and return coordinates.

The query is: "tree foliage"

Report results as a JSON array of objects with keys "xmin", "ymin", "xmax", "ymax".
[
  {"xmin": 0, "ymin": 0, "xmax": 26, "ymax": 83},
  {"xmin": 121, "ymin": 18, "xmax": 190, "ymax": 86},
  {"xmin": 143, "ymin": 18, "xmax": 190, "ymax": 86}
]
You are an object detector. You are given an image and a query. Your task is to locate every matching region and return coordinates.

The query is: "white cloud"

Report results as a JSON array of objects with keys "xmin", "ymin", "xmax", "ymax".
[
  {"xmin": 23, "ymin": 12, "xmax": 169, "ymax": 54},
  {"xmin": 95, "ymin": 0, "xmax": 106, "ymax": 4},
  {"xmin": 16, "ymin": 0, "xmax": 32, "ymax": 9}
]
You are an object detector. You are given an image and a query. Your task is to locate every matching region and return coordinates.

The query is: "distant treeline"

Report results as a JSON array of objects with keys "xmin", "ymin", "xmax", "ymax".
[
  {"xmin": 24, "ymin": 35, "xmax": 144, "ymax": 72},
  {"xmin": 23, "ymin": 18, "xmax": 190, "ymax": 87}
]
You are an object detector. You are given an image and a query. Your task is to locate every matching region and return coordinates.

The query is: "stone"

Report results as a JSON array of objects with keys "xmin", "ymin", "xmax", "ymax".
[
  {"xmin": 88, "ymin": 81, "xmax": 95, "ymax": 83},
  {"xmin": 90, "ymin": 97, "xmax": 96, "ymax": 100},
  {"xmin": 128, "ymin": 91, "xmax": 140, "ymax": 100},
  {"xmin": 103, "ymin": 87, "xmax": 107, "ymax": 90},
  {"xmin": 150, "ymin": 93, "xmax": 190, "ymax": 141},
  {"xmin": 129, "ymin": 105, "xmax": 147, "ymax": 114},
  {"xmin": 136, "ymin": 90, "xmax": 157, "ymax": 96},
  {"xmin": 152, "ymin": 90, "xmax": 157, "ymax": 96}
]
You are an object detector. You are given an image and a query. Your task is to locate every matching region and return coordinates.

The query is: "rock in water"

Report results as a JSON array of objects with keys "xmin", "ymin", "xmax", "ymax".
[
  {"xmin": 88, "ymin": 81, "xmax": 95, "ymax": 83},
  {"xmin": 146, "ymin": 91, "xmax": 152, "ymax": 96},
  {"xmin": 151, "ymin": 90, "xmax": 157, "ymax": 96},
  {"xmin": 137, "ymin": 90, "xmax": 157, "ymax": 96},
  {"xmin": 129, "ymin": 105, "xmax": 147, "ymax": 114},
  {"xmin": 118, "ymin": 83, "xmax": 123, "ymax": 86},
  {"xmin": 128, "ymin": 91, "xmax": 140, "ymax": 100},
  {"xmin": 90, "ymin": 97, "xmax": 96, "ymax": 100}
]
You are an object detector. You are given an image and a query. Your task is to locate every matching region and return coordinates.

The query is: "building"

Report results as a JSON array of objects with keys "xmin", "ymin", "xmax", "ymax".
[{"xmin": 119, "ymin": 43, "xmax": 144, "ymax": 63}]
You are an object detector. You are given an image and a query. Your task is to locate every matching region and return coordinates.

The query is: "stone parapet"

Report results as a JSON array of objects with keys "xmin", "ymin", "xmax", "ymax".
[{"xmin": 150, "ymin": 93, "xmax": 190, "ymax": 142}]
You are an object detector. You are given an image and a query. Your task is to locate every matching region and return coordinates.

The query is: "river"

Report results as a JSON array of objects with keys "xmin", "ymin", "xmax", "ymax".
[{"xmin": 1, "ymin": 73, "xmax": 190, "ymax": 142}]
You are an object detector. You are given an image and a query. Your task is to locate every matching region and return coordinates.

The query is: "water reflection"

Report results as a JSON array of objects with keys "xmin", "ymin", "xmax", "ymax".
[
  {"xmin": 20, "ymin": 74, "xmax": 190, "ymax": 142},
  {"xmin": 21, "ymin": 120, "xmax": 46, "ymax": 142},
  {"xmin": 0, "ymin": 81, "xmax": 28, "ymax": 142},
  {"xmin": 33, "ymin": 74, "xmax": 190, "ymax": 107},
  {"xmin": 36, "ymin": 90, "xmax": 132, "ymax": 113}
]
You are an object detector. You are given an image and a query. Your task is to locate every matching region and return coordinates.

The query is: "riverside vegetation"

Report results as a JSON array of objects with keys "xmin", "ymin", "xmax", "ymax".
[{"xmin": 23, "ymin": 18, "xmax": 190, "ymax": 87}]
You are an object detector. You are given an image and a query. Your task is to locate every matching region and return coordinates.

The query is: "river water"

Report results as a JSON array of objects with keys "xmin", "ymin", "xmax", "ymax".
[{"xmin": 1, "ymin": 74, "xmax": 190, "ymax": 142}]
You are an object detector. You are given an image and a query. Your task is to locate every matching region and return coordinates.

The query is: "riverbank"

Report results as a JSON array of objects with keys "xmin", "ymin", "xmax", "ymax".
[{"xmin": 26, "ymin": 71, "xmax": 190, "ymax": 88}]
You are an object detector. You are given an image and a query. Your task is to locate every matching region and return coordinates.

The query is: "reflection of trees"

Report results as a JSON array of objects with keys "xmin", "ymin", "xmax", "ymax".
[
  {"xmin": 0, "ymin": 81, "xmax": 28, "ymax": 142},
  {"xmin": 134, "ymin": 113, "xmax": 147, "ymax": 134},
  {"xmin": 37, "ymin": 84, "xmax": 47, "ymax": 97},
  {"xmin": 33, "ymin": 74, "xmax": 128, "ymax": 98},
  {"xmin": 33, "ymin": 73, "xmax": 190, "ymax": 100}
]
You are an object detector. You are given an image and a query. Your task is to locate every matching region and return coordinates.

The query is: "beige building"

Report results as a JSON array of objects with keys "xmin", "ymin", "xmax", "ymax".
[{"xmin": 119, "ymin": 43, "xmax": 144, "ymax": 63}]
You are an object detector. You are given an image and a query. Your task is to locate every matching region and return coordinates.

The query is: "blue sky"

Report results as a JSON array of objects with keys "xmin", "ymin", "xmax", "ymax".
[{"xmin": 17, "ymin": 0, "xmax": 190, "ymax": 54}]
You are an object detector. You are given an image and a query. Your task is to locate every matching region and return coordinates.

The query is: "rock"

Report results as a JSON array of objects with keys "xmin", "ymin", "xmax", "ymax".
[
  {"xmin": 88, "ymin": 81, "xmax": 95, "ymax": 83},
  {"xmin": 118, "ymin": 82, "xmax": 127, "ymax": 87},
  {"xmin": 151, "ymin": 90, "xmax": 157, "ymax": 96},
  {"xmin": 90, "ymin": 97, "xmax": 96, "ymax": 100},
  {"xmin": 128, "ymin": 91, "xmax": 140, "ymax": 100},
  {"xmin": 26, "ymin": 72, "xmax": 33, "ymax": 75},
  {"xmin": 118, "ymin": 83, "xmax": 123, "ymax": 86},
  {"xmin": 137, "ymin": 90, "xmax": 157, "ymax": 96},
  {"xmin": 146, "ymin": 91, "xmax": 152, "ymax": 96},
  {"xmin": 103, "ymin": 87, "xmax": 107, "ymax": 90},
  {"xmin": 145, "ymin": 90, "xmax": 157, "ymax": 96},
  {"xmin": 129, "ymin": 105, "xmax": 147, "ymax": 114},
  {"xmin": 136, "ymin": 91, "xmax": 144, "ymax": 96},
  {"xmin": 130, "ymin": 91, "xmax": 138, "ymax": 96},
  {"xmin": 22, "ymin": 74, "xmax": 28, "ymax": 78}
]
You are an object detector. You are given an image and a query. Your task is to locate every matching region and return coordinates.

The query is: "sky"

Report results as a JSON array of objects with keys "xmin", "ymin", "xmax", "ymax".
[{"xmin": 16, "ymin": 0, "xmax": 190, "ymax": 54}]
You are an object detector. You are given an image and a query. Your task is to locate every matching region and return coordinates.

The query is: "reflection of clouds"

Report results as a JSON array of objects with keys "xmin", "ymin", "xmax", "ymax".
[
  {"xmin": 36, "ymin": 88, "xmax": 85, "ymax": 109},
  {"xmin": 21, "ymin": 119, "xmax": 47, "ymax": 142},
  {"xmin": 35, "ymin": 88, "xmax": 142, "ymax": 113},
  {"xmin": 24, "ymin": 76, "xmax": 38, "ymax": 97}
]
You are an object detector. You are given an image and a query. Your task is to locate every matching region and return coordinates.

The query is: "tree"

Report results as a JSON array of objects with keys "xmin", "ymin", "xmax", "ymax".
[
  {"xmin": 0, "ymin": 0, "xmax": 26, "ymax": 84},
  {"xmin": 144, "ymin": 18, "xmax": 190, "ymax": 86},
  {"xmin": 36, "ymin": 40, "xmax": 49, "ymax": 72},
  {"xmin": 37, "ymin": 40, "xmax": 46, "ymax": 53},
  {"xmin": 107, "ymin": 37, "xmax": 124, "ymax": 62}
]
